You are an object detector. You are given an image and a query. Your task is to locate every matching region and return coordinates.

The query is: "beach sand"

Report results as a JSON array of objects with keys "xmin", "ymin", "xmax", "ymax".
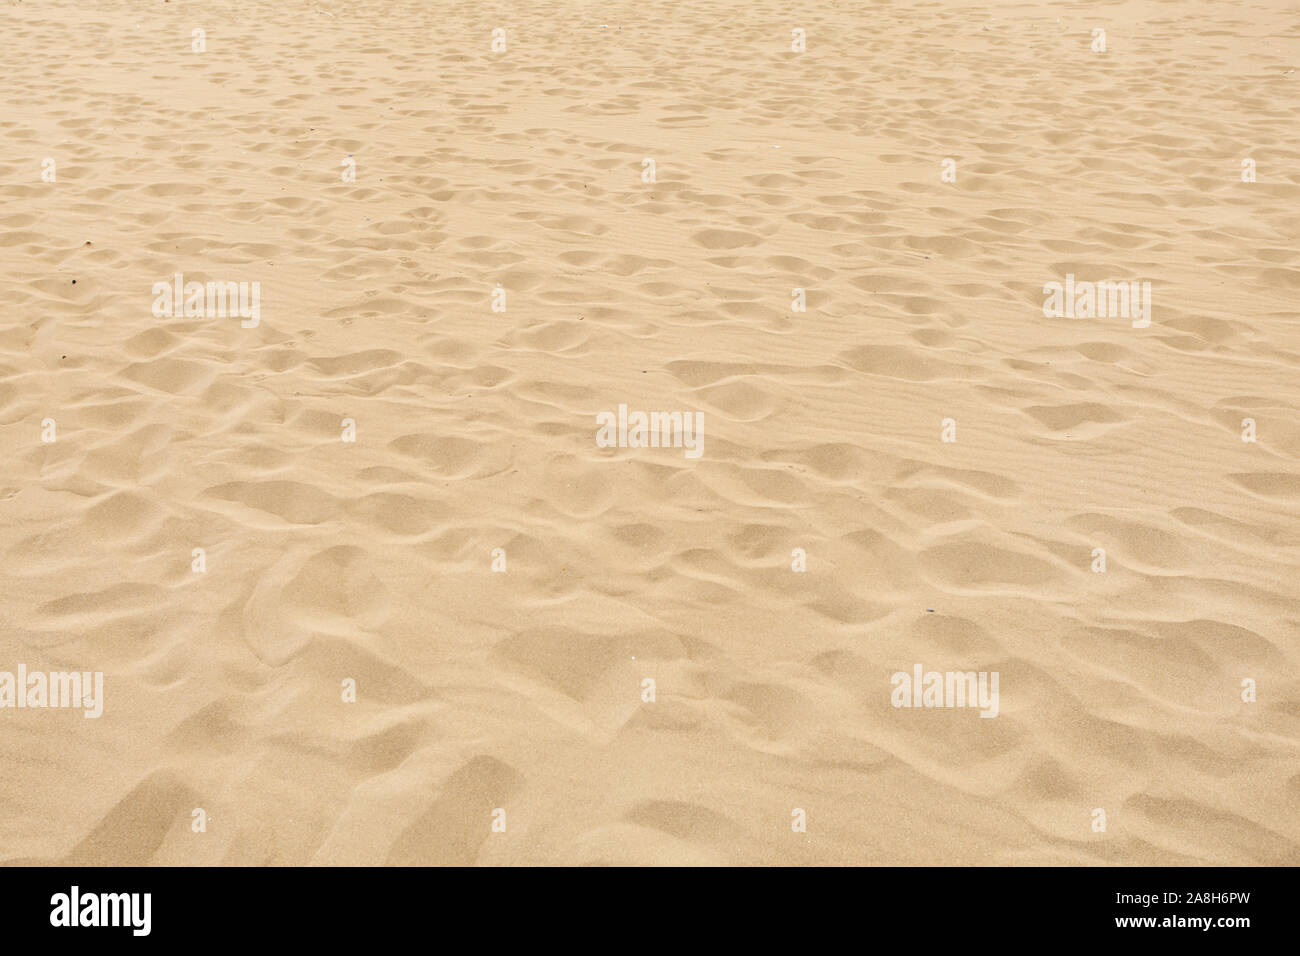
[{"xmin": 1, "ymin": 0, "xmax": 1298, "ymax": 865}]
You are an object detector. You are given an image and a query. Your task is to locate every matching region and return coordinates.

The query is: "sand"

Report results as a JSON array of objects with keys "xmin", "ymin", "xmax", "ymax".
[{"xmin": 1, "ymin": 0, "xmax": 1298, "ymax": 866}]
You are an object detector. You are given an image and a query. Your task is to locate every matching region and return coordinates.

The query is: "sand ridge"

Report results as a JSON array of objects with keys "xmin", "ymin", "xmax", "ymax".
[{"xmin": 1, "ymin": 0, "xmax": 1298, "ymax": 865}]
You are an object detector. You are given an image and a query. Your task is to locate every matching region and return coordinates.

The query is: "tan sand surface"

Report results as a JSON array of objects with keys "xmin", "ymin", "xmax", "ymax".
[{"xmin": 1, "ymin": 0, "xmax": 1298, "ymax": 865}]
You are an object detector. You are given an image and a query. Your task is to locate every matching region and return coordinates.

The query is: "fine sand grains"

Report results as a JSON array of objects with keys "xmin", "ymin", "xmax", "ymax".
[{"xmin": 1, "ymin": 0, "xmax": 1298, "ymax": 864}]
